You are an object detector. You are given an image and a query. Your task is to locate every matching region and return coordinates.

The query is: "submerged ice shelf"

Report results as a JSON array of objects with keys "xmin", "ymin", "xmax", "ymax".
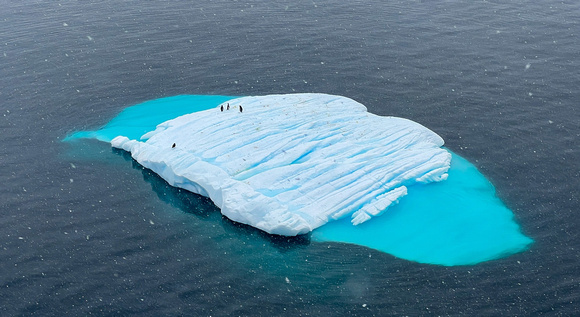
[{"xmin": 66, "ymin": 93, "xmax": 533, "ymax": 265}]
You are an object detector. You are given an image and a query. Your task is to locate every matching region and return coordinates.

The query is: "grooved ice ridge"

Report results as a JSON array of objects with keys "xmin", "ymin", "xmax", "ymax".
[{"xmin": 112, "ymin": 93, "xmax": 451, "ymax": 236}]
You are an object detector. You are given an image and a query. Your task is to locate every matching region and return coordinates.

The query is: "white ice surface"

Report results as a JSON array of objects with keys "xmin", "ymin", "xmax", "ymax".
[{"xmin": 112, "ymin": 94, "xmax": 451, "ymax": 236}]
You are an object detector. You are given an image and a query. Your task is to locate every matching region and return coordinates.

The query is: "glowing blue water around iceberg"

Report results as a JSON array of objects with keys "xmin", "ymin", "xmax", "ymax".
[
  {"xmin": 65, "ymin": 94, "xmax": 532, "ymax": 265},
  {"xmin": 65, "ymin": 95, "xmax": 237, "ymax": 142},
  {"xmin": 312, "ymin": 153, "xmax": 532, "ymax": 266}
]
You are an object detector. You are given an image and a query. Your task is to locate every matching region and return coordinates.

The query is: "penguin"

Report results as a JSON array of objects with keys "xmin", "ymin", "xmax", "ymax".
[
  {"xmin": 172, "ymin": 143, "xmax": 176, "ymax": 148},
  {"xmin": 227, "ymin": 103, "xmax": 230, "ymax": 110},
  {"xmin": 239, "ymin": 105, "xmax": 243, "ymax": 113},
  {"xmin": 220, "ymin": 105, "xmax": 224, "ymax": 112}
]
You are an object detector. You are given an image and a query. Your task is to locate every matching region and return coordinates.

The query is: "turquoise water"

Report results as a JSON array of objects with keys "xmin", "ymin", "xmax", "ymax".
[
  {"xmin": 313, "ymin": 153, "xmax": 533, "ymax": 266},
  {"xmin": 66, "ymin": 95, "xmax": 533, "ymax": 266},
  {"xmin": 64, "ymin": 95, "xmax": 237, "ymax": 142}
]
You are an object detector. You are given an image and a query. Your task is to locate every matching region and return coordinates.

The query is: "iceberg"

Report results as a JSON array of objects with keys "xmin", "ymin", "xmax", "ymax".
[
  {"xmin": 111, "ymin": 94, "xmax": 451, "ymax": 235},
  {"xmin": 66, "ymin": 93, "xmax": 532, "ymax": 265}
]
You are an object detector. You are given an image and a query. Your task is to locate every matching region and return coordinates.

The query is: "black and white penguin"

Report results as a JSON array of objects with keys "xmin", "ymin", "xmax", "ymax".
[
  {"xmin": 220, "ymin": 105, "xmax": 224, "ymax": 112},
  {"xmin": 227, "ymin": 103, "xmax": 230, "ymax": 110},
  {"xmin": 172, "ymin": 143, "xmax": 176, "ymax": 148},
  {"xmin": 239, "ymin": 105, "xmax": 243, "ymax": 113}
]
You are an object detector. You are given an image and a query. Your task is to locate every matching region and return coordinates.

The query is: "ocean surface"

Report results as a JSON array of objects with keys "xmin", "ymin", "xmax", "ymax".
[{"xmin": 1, "ymin": 0, "xmax": 579, "ymax": 315}]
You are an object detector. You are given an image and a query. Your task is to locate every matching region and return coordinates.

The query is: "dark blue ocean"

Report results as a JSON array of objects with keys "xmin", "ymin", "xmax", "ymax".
[{"xmin": 1, "ymin": 0, "xmax": 579, "ymax": 315}]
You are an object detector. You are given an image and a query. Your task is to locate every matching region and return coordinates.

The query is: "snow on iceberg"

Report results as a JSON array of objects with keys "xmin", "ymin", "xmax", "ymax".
[{"xmin": 111, "ymin": 94, "xmax": 451, "ymax": 236}]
